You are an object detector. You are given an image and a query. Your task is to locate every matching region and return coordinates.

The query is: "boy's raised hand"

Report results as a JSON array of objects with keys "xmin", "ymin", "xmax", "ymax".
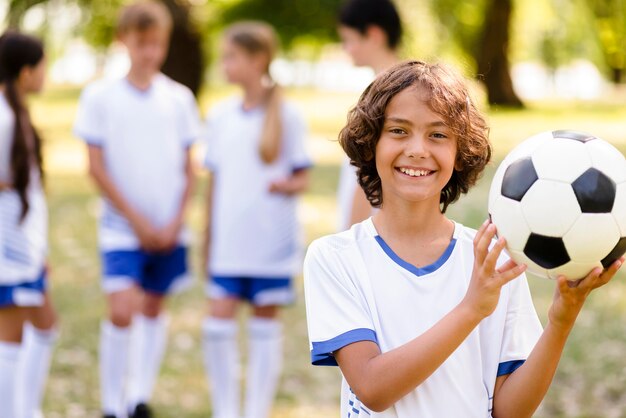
[
  {"xmin": 463, "ymin": 220, "xmax": 527, "ymax": 320},
  {"xmin": 549, "ymin": 257, "xmax": 624, "ymax": 333}
]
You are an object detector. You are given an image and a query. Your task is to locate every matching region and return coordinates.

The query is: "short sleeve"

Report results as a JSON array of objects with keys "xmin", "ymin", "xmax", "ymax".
[
  {"xmin": 176, "ymin": 87, "xmax": 202, "ymax": 148},
  {"xmin": 282, "ymin": 104, "xmax": 313, "ymax": 172},
  {"xmin": 73, "ymin": 85, "xmax": 105, "ymax": 146},
  {"xmin": 497, "ymin": 274, "xmax": 543, "ymax": 376},
  {"xmin": 303, "ymin": 239, "xmax": 378, "ymax": 366}
]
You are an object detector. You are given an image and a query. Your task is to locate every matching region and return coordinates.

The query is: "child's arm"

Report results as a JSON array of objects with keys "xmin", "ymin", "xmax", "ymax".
[
  {"xmin": 157, "ymin": 149, "xmax": 196, "ymax": 251},
  {"xmin": 268, "ymin": 168, "xmax": 309, "ymax": 195},
  {"xmin": 201, "ymin": 173, "xmax": 214, "ymax": 275},
  {"xmin": 0, "ymin": 181, "xmax": 10, "ymax": 191},
  {"xmin": 335, "ymin": 221, "xmax": 526, "ymax": 412},
  {"xmin": 492, "ymin": 258, "xmax": 623, "ymax": 418},
  {"xmin": 87, "ymin": 144, "xmax": 161, "ymax": 252}
]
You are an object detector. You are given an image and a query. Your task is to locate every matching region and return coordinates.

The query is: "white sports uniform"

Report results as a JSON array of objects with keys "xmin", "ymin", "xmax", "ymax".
[
  {"xmin": 73, "ymin": 74, "xmax": 200, "ymax": 252},
  {"xmin": 73, "ymin": 74, "xmax": 201, "ymax": 294},
  {"xmin": 204, "ymin": 97, "xmax": 312, "ymax": 280},
  {"xmin": 0, "ymin": 94, "xmax": 47, "ymax": 306},
  {"xmin": 304, "ymin": 218, "xmax": 543, "ymax": 418}
]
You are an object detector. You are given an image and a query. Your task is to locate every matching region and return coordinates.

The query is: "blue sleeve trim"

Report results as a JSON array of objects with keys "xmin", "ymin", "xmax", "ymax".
[
  {"xmin": 292, "ymin": 163, "xmax": 313, "ymax": 173},
  {"xmin": 497, "ymin": 359, "xmax": 525, "ymax": 376},
  {"xmin": 311, "ymin": 328, "xmax": 378, "ymax": 366}
]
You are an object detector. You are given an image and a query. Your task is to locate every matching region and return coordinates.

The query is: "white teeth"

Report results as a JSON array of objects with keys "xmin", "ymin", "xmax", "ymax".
[{"xmin": 400, "ymin": 167, "xmax": 430, "ymax": 177}]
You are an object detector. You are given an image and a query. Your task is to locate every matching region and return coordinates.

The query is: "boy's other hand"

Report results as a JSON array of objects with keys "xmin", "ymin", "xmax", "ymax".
[
  {"xmin": 548, "ymin": 257, "xmax": 624, "ymax": 333},
  {"xmin": 156, "ymin": 219, "xmax": 181, "ymax": 253},
  {"xmin": 463, "ymin": 219, "xmax": 527, "ymax": 321},
  {"xmin": 131, "ymin": 216, "xmax": 161, "ymax": 252}
]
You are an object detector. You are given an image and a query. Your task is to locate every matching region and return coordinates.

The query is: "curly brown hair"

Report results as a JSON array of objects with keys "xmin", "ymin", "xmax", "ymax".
[{"xmin": 339, "ymin": 60, "xmax": 491, "ymax": 213}]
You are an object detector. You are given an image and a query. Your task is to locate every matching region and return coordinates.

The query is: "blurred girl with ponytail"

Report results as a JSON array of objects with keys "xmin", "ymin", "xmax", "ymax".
[
  {"xmin": 201, "ymin": 21, "xmax": 312, "ymax": 418},
  {"xmin": 0, "ymin": 31, "xmax": 58, "ymax": 418}
]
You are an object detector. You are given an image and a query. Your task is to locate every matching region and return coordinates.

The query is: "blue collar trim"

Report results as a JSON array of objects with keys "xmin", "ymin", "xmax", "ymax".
[{"xmin": 374, "ymin": 235, "xmax": 457, "ymax": 277}]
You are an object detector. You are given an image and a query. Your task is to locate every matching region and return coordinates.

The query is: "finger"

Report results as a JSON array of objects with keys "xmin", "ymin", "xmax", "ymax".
[
  {"xmin": 473, "ymin": 219, "xmax": 490, "ymax": 249},
  {"xmin": 556, "ymin": 275, "xmax": 572, "ymax": 293},
  {"xmin": 496, "ymin": 259, "xmax": 519, "ymax": 274},
  {"xmin": 594, "ymin": 258, "xmax": 623, "ymax": 288},
  {"xmin": 575, "ymin": 267, "xmax": 602, "ymax": 291},
  {"xmin": 475, "ymin": 223, "xmax": 497, "ymax": 264},
  {"xmin": 482, "ymin": 234, "xmax": 506, "ymax": 272},
  {"xmin": 497, "ymin": 262, "xmax": 527, "ymax": 285}
]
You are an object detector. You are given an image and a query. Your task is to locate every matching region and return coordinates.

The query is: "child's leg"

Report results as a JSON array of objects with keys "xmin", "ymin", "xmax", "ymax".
[
  {"xmin": 101, "ymin": 287, "xmax": 139, "ymax": 417},
  {"xmin": 243, "ymin": 306, "xmax": 283, "ymax": 418},
  {"xmin": 202, "ymin": 296, "xmax": 240, "ymax": 418},
  {"xmin": 126, "ymin": 293, "xmax": 167, "ymax": 412},
  {"xmin": 0, "ymin": 307, "xmax": 25, "ymax": 418},
  {"xmin": 17, "ymin": 293, "xmax": 58, "ymax": 418}
]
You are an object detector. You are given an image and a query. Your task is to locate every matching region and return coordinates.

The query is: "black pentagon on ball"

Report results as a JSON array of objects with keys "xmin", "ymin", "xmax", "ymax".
[
  {"xmin": 523, "ymin": 233, "xmax": 570, "ymax": 269},
  {"xmin": 501, "ymin": 157, "xmax": 538, "ymax": 201},
  {"xmin": 601, "ymin": 237, "xmax": 626, "ymax": 268},
  {"xmin": 552, "ymin": 130, "xmax": 596, "ymax": 143},
  {"xmin": 571, "ymin": 168, "xmax": 616, "ymax": 213}
]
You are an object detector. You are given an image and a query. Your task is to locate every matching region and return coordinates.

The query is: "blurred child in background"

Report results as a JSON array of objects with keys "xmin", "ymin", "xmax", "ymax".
[
  {"xmin": 73, "ymin": 2, "xmax": 201, "ymax": 417},
  {"xmin": 336, "ymin": 0, "xmax": 403, "ymax": 230},
  {"xmin": 0, "ymin": 31, "xmax": 58, "ymax": 418},
  {"xmin": 201, "ymin": 21, "xmax": 312, "ymax": 418}
]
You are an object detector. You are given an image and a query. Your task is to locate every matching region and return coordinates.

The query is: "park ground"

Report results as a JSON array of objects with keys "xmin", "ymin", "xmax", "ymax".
[{"xmin": 35, "ymin": 85, "xmax": 626, "ymax": 417}]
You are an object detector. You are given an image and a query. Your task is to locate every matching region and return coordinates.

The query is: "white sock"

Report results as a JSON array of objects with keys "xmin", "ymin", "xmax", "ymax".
[
  {"xmin": 202, "ymin": 317, "xmax": 240, "ymax": 418},
  {"xmin": 16, "ymin": 322, "xmax": 58, "ymax": 418},
  {"xmin": 0, "ymin": 341, "xmax": 21, "ymax": 418},
  {"xmin": 100, "ymin": 321, "xmax": 131, "ymax": 417},
  {"xmin": 127, "ymin": 314, "xmax": 168, "ymax": 411},
  {"xmin": 244, "ymin": 317, "xmax": 283, "ymax": 418}
]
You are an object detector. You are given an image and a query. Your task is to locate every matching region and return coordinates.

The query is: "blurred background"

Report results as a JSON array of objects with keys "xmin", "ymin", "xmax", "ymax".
[{"xmin": 3, "ymin": 0, "xmax": 626, "ymax": 416}]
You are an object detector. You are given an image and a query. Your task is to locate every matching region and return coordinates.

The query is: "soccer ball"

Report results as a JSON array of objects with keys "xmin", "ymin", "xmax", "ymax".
[{"xmin": 488, "ymin": 130, "xmax": 626, "ymax": 280}]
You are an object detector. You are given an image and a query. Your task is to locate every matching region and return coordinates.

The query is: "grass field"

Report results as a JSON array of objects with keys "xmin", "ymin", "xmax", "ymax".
[{"xmin": 33, "ymin": 84, "xmax": 626, "ymax": 417}]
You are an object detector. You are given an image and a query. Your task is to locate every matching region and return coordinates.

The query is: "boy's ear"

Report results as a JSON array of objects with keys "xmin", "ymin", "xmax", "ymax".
[
  {"xmin": 365, "ymin": 25, "xmax": 388, "ymax": 47},
  {"xmin": 454, "ymin": 158, "xmax": 464, "ymax": 172}
]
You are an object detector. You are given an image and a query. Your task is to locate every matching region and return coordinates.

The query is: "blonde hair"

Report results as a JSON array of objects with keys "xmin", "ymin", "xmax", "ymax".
[
  {"xmin": 224, "ymin": 21, "xmax": 282, "ymax": 164},
  {"xmin": 117, "ymin": 1, "xmax": 173, "ymax": 36}
]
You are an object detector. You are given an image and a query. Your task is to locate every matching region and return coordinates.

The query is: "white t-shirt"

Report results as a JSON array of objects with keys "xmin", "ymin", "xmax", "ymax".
[
  {"xmin": 0, "ymin": 95, "xmax": 47, "ymax": 284},
  {"xmin": 304, "ymin": 218, "xmax": 543, "ymax": 418},
  {"xmin": 204, "ymin": 97, "xmax": 312, "ymax": 277},
  {"xmin": 73, "ymin": 74, "xmax": 201, "ymax": 251}
]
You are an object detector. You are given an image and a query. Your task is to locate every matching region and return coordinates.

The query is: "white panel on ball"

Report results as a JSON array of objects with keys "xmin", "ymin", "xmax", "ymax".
[
  {"xmin": 507, "ymin": 249, "xmax": 548, "ymax": 279},
  {"xmin": 612, "ymin": 182, "xmax": 626, "ymax": 235},
  {"xmin": 531, "ymin": 138, "xmax": 591, "ymax": 182},
  {"xmin": 490, "ymin": 196, "xmax": 531, "ymax": 252},
  {"xmin": 547, "ymin": 260, "xmax": 602, "ymax": 281},
  {"xmin": 488, "ymin": 163, "xmax": 507, "ymax": 210},
  {"xmin": 586, "ymin": 139, "xmax": 626, "ymax": 183},
  {"xmin": 563, "ymin": 214, "xmax": 620, "ymax": 262},
  {"xmin": 521, "ymin": 180, "xmax": 581, "ymax": 237},
  {"xmin": 501, "ymin": 131, "xmax": 552, "ymax": 167}
]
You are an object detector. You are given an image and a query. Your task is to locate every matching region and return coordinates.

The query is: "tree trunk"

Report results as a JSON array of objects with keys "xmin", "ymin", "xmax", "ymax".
[
  {"xmin": 475, "ymin": 0, "xmax": 523, "ymax": 107},
  {"xmin": 611, "ymin": 67, "xmax": 623, "ymax": 84},
  {"xmin": 159, "ymin": 0, "xmax": 205, "ymax": 97}
]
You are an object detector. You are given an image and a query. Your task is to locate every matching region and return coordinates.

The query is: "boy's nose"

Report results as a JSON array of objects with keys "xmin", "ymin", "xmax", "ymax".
[{"xmin": 405, "ymin": 135, "xmax": 428, "ymax": 158}]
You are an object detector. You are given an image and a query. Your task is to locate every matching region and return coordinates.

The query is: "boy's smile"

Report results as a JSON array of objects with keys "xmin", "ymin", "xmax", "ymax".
[{"xmin": 376, "ymin": 85, "xmax": 458, "ymax": 207}]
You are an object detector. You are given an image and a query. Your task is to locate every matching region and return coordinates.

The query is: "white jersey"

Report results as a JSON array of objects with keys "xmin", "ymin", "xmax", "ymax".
[
  {"xmin": 73, "ymin": 74, "xmax": 201, "ymax": 251},
  {"xmin": 304, "ymin": 218, "xmax": 543, "ymax": 418},
  {"xmin": 0, "ymin": 95, "xmax": 47, "ymax": 284},
  {"xmin": 204, "ymin": 97, "xmax": 312, "ymax": 277}
]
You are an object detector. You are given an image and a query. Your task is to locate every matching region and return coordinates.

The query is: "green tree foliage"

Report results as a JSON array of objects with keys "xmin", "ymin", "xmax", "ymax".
[
  {"xmin": 217, "ymin": 0, "xmax": 343, "ymax": 51},
  {"xmin": 586, "ymin": 0, "xmax": 626, "ymax": 83}
]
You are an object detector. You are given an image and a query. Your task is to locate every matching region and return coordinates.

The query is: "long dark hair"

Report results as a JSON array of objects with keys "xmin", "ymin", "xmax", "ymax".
[{"xmin": 0, "ymin": 31, "xmax": 45, "ymax": 220}]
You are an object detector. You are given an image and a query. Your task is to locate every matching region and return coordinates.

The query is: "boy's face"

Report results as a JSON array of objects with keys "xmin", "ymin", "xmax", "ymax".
[
  {"xmin": 338, "ymin": 24, "xmax": 383, "ymax": 68},
  {"xmin": 120, "ymin": 26, "xmax": 169, "ymax": 74},
  {"xmin": 220, "ymin": 40, "xmax": 265, "ymax": 84},
  {"xmin": 20, "ymin": 57, "xmax": 46, "ymax": 94},
  {"xmin": 375, "ymin": 85, "xmax": 458, "ymax": 207}
]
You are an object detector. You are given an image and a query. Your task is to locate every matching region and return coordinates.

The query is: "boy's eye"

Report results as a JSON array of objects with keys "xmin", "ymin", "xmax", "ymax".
[
  {"xmin": 389, "ymin": 128, "xmax": 407, "ymax": 135},
  {"xmin": 432, "ymin": 132, "xmax": 449, "ymax": 139}
]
